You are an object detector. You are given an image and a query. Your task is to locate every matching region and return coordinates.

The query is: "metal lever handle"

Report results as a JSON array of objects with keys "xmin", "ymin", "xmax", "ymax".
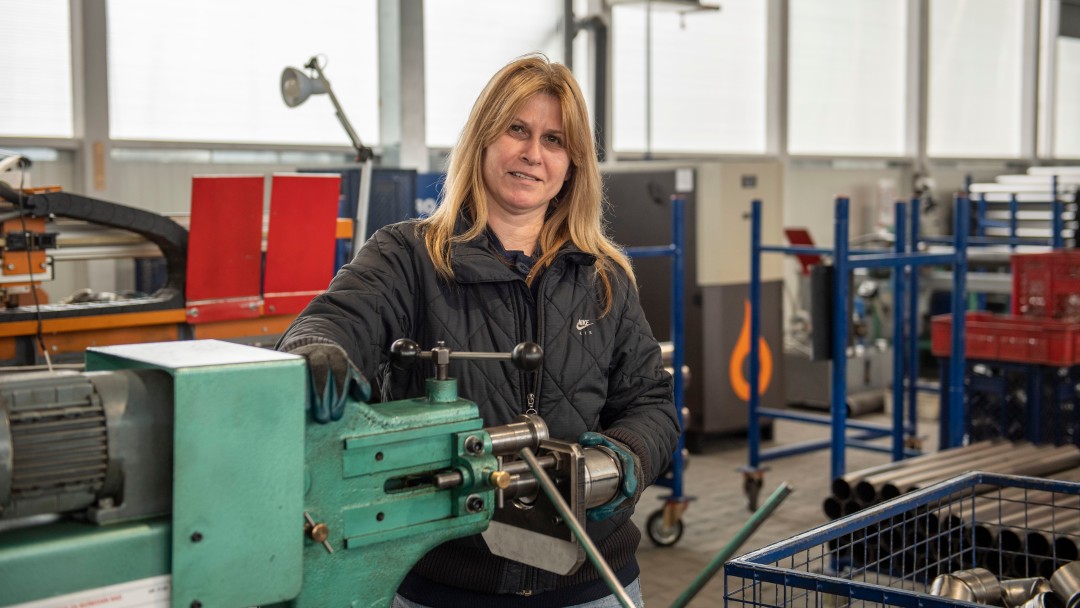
[{"xmin": 389, "ymin": 339, "xmax": 543, "ymax": 380}]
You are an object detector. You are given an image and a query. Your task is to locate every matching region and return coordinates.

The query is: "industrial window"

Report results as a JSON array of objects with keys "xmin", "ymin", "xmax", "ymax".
[
  {"xmin": 927, "ymin": 0, "xmax": 1026, "ymax": 158},
  {"xmin": 424, "ymin": 0, "xmax": 566, "ymax": 149},
  {"xmin": 0, "ymin": 0, "xmax": 74, "ymax": 138},
  {"xmin": 611, "ymin": 0, "xmax": 767, "ymax": 155},
  {"xmin": 1055, "ymin": 36, "xmax": 1080, "ymax": 158},
  {"xmin": 107, "ymin": 0, "xmax": 379, "ymax": 147},
  {"xmin": 788, "ymin": 0, "xmax": 908, "ymax": 157}
]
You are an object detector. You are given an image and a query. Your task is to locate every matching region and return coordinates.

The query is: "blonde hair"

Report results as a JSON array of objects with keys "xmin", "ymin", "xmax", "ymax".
[{"xmin": 419, "ymin": 54, "xmax": 634, "ymax": 316}]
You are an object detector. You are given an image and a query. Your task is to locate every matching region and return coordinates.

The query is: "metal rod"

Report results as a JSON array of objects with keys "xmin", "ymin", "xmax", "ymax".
[
  {"xmin": 748, "ymin": 199, "xmax": 763, "ymax": 471},
  {"xmin": 907, "ymin": 198, "xmax": 921, "ymax": 440},
  {"xmin": 892, "ymin": 201, "xmax": 907, "ymax": 462},
  {"xmin": 755, "ymin": 407, "xmax": 897, "ymax": 433},
  {"xmin": 500, "ymin": 454, "xmax": 558, "ymax": 477},
  {"xmin": 670, "ymin": 482, "xmax": 793, "ymax": 608},
  {"xmin": 518, "ymin": 446, "xmax": 635, "ymax": 608},
  {"xmin": 831, "ymin": 197, "xmax": 851, "ymax": 479},
  {"xmin": 669, "ymin": 196, "xmax": 687, "ymax": 500},
  {"xmin": 1053, "ymin": 175, "xmax": 1064, "ymax": 248}
]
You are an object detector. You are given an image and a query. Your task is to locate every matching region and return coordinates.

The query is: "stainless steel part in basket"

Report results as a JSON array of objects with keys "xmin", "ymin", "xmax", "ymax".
[
  {"xmin": 1051, "ymin": 561, "xmax": 1080, "ymax": 608},
  {"xmin": 1020, "ymin": 591, "xmax": 1065, "ymax": 608},
  {"xmin": 930, "ymin": 568, "xmax": 1003, "ymax": 605},
  {"xmin": 1002, "ymin": 578, "xmax": 1053, "ymax": 608}
]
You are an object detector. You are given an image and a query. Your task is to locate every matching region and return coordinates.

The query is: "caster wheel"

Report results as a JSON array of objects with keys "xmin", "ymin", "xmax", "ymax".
[
  {"xmin": 646, "ymin": 509, "xmax": 684, "ymax": 547},
  {"xmin": 744, "ymin": 475, "xmax": 763, "ymax": 511}
]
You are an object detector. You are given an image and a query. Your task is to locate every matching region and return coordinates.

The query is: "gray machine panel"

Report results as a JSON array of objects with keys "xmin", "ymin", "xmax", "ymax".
[{"xmin": 603, "ymin": 167, "xmax": 784, "ymax": 443}]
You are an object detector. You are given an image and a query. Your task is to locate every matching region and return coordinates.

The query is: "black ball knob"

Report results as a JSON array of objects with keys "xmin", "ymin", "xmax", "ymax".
[
  {"xmin": 511, "ymin": 342, "xmax": 543, "ymax": 371},
  {"xmin": 389, "ymin": 338, "xmax": 420, "ymax": 370}
]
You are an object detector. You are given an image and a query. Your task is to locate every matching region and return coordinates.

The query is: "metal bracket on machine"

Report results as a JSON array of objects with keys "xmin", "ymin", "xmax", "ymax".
[{"xmin": 482, "ymin": 438, "xmax": 588, "ymax": 575}]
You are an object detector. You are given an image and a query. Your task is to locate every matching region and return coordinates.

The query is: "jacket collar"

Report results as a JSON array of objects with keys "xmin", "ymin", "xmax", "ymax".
[{"xmin": 448, "ymin": 214, "xmax": 596, "ymax": 284}]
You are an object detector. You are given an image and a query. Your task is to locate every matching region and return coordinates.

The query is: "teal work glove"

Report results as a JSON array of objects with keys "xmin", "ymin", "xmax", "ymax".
[
  {"xmin": 288, "ymin": 343, "xmax": 371, "ymax": 423},
  {"xmin": 579, "ymin": 431, "xmax": 639, "ymax": 521}
]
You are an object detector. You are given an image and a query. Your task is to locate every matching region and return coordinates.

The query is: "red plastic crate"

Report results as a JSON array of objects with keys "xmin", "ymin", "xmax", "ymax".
[
  {"xmin": 1011, "ymin": 249, "xmax": 1080, "ymax": 319},
  {"xmin": 931, "ymin": 311, "xmax": 1080, "ymax": 366}
]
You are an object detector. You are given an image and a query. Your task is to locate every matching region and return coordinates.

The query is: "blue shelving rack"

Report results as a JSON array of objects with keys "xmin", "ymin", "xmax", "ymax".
[
  {"xmin": 625, "ymin": 195, "xmax": 689, "ymax": 546},
  {"xmin": 923, "ymin": 175, "xmax": 1075, "ymax": 450},
  {"xmin": 742, "ymin": 196, "xmax": 972, "ymax": 509}
]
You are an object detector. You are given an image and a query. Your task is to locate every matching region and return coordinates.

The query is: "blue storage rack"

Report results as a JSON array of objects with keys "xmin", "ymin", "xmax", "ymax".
[
  {"xmin": 625, "ymin": 195, "xmax": 689, "ymax": 546},
  {"xmin": 725, "ymin": 472, "xmax": 1080, "ymax": 608},
  {"xmin": 743, "ymin": 197, "xmax": 973, "ymax": 507},
  {"xmin": 922, "ymin": 176, "xmax": 1073, "ymax": 448}
]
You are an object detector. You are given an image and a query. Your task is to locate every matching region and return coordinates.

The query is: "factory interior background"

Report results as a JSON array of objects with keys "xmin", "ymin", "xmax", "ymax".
[{"xmin": 4, "ymin": 1, "xmax": 1080, "ymax": 607}]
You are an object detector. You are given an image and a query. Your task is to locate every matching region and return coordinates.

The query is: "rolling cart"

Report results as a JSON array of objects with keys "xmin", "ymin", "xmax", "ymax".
[
  {"xmin": 743, "ymin": 196, "xmax": 973, "ymax": 509},
  {"xmin": 625, "ymin": 195, "xmax": 689, "ymax": 546}
]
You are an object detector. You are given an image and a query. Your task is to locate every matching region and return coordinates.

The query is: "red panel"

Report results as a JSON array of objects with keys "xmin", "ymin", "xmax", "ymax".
[
  {"xmin": 931, "ymin": 312, "xmax": 1080, "ymax": 366},
  {"xmin": 783, "ymin": 228, "xmax": 822, "ymax": 276},
  {"xmin": 186, "ymin": 175, "xmax": 265, "ymax": 323},
  {"xmin": 264, "ymin": 173, "xmax": 342, "ymax": 315}
]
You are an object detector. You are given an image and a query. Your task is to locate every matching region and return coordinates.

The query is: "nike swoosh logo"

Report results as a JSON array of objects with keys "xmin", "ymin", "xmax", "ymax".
[{"xmin": 576, "ymin": 320, "xmax": 594, "ymax": 331}]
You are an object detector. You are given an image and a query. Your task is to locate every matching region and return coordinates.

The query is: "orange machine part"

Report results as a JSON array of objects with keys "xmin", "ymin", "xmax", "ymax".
[
  {"xmin": 190, "ymin": 314, "xmax": 297, "ymax": 341},
  {"xmin": 2, "ymin": 217, "xmax": 47, "ymax": 276}
]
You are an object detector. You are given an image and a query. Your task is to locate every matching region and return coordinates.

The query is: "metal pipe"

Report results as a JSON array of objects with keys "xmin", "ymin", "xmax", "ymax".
[
  {"xmin": 945, "ymin": 468, "xmax": 1080, "ymax": 530},
  {"xmin": 832, "ymin": 457, "xmax": 917, "ymax": 501},
  {"xmin": 670, "ymin": 482, "xmax": 793, "ymax": 608},
  {"xmin": 1057, "ymin": 534, "xmax": 1080, "ymax": 562},
  {"xmin": 853, "ymin": 441, "xmax": 1007, "ymax": 504},
  {"xmin": 823, "ymin": 496, "xmax": 846, "ymax": 520},
  {"xmin": 518, "ymin": 446, "xmax": 635, "ymax": 608},
  {"xmin": 486, "ymin": 415, "xmax": 549, "ymax": 457},
  {"xmin": 500, "ymin": 454, "xmax": 558, "ymax": 477},
  {"xmin": 879, "ymin": 442, "xmax": 1044, "ymax": 499},
  {"xmin": 883, "ymin": 444, "xmax": 1073, "ymax": 499}
]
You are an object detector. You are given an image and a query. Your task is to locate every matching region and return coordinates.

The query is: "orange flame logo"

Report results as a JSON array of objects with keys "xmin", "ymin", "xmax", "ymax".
[{"xmin": 729, "ymin": 300, "xmax": 774, "ymax": 401}]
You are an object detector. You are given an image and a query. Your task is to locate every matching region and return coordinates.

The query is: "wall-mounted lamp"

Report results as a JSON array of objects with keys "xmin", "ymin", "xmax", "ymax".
[{"xmin": 280, "ymin": 56, "xmax": 373, "ymax": 162}]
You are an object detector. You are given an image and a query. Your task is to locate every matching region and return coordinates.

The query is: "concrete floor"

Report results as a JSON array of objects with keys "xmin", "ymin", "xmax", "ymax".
[{"xmin": 630, "ymin": 403, "xmax": 940, "ymax": 607}]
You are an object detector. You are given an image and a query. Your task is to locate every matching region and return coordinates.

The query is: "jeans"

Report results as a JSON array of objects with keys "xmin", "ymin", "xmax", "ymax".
[{"xmin": 391, "ymin": 577, "xmax": 644, "ymax": 608}]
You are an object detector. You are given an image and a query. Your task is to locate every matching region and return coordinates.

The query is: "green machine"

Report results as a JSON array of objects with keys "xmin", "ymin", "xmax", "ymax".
[{"xmin": 0, "ymin": 339, "xmax": 626, "ymax": 607}]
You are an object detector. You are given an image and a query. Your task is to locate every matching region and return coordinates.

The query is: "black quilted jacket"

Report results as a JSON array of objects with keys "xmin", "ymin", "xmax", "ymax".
[{"xmin": 278, "ymin": 219, "xmax": 679, "ymax": 597}]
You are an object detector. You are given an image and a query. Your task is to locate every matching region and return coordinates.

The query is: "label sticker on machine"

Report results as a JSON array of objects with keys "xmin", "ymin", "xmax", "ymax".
[
  {"xmin": 675, "ymin": 168, "xmax": 694, "ymax": 193},
  {"xmin": 9, "ymin": 575, "xmax": 171, "ymax": 608}
]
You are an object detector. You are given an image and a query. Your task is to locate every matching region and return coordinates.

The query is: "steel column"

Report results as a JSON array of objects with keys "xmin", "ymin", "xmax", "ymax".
[
  {"xmin": 891, "ymin": 202, "xmax": 907, "ymax": 462},
  {"xmin": 830, "ymin": 197, "xmax": 851, "ymax": 480},
  {"xmin": 749, "ymin": 199, "xmax": 763, "ymax": 470}
]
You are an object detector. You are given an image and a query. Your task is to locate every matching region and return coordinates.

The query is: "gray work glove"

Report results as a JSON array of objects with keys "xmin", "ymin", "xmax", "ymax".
[{"xmin": 288, "ymin": 343, "xmax": 371, "ymax": 423}]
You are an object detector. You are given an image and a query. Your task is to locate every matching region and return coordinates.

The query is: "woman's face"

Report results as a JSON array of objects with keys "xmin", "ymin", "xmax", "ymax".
[{"xmin": 481, "ymin": 93, "xmax": 571, "ymax": 223}]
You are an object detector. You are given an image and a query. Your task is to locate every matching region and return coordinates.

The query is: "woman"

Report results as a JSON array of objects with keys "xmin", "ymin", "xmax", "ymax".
[{"xmin": 279, "ymin": 54, "xmax": 679, "ymax": 607}]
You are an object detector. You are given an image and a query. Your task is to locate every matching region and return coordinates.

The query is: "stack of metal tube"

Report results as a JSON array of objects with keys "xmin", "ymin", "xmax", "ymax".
[
  {"xmin": 824, "ymin": 441, "xmax": 1080, "ymax": 519},
  {"xmin": 940, "ymin": 468, "xmax": 1080, "ymax": 580},
  {"xmin": 823, "ymin": 441, "xmax": 1080, "ymax": 581}
]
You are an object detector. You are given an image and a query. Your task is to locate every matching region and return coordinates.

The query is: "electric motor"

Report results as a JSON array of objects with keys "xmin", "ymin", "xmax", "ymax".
[{"xmin": 0, "ymin": 368, "xmax": 174, "ymax": 524}]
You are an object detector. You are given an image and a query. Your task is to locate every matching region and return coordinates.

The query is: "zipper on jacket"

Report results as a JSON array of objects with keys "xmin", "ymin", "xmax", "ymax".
[
  {"xmin": 524, "ymin": 261, "xmax": 550, "ymax": 417},
  {"xmin": 512, "ymin": 272, "xmax": 542, "ymax": 417}
]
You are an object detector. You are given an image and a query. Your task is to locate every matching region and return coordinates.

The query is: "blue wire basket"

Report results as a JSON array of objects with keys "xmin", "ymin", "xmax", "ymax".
[{"xmin": 725, "ymin": 472, "xmax": 1080, "ymax": 608}]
